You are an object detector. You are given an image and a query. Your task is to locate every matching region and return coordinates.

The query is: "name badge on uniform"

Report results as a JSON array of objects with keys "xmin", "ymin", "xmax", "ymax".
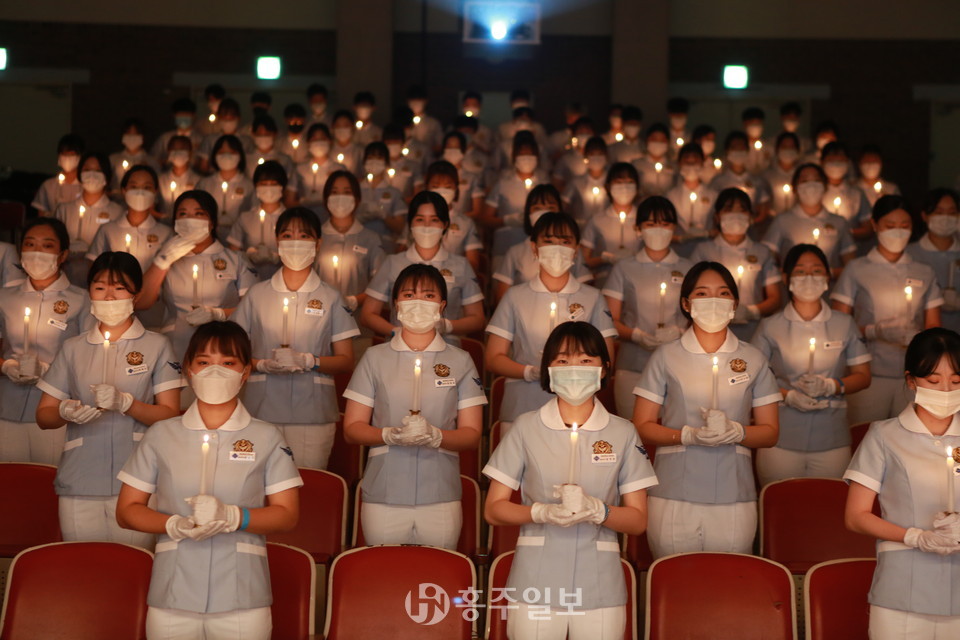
[
  {"xmin": 728, "ymin": 372, "xmax": 751, "ymax": 386},
  {"xmin": 47, "ymin": 318, "xmax": 68, "ymax": 331},
  {"xmin": 591, "ymin": 440, "xmax": 616, "ymax": 464},
  {"xmin": 305, "ymin": 300, "xmax": 325, "ymax": 316},
  {"xmin": 747, "ymin": 263, "xmax": 762, "ymax": 272},
  {"xmin": 568, "ymin": 303, "xmax": 585, "ymax": 321},
  {"xmin": 230, "ymin": 439, "xmax": 256, "ymax": 462},
  {"xmin": 435, "ymin": 377, "xmax": 456, "ymax": 388},
  {"xmin": 824, "ymin": 341, "xmax": 843, "ymax": 350},
  {"xmin": 126, "ymin": 364, "xmax": 149, "ymax": 375},
  {"xmin": 670, "ymin": 271, "xmax": 683, "ymax": 284},
  {"xmin": 352, "ymin": 245, "xmax": 368, "ymax": 255},
  {"xmin": 906, "ymin": 278, "xmax": 924, "ymax": 288},
  {"xmin": 215, "ymin": 272, "xmax": 235, "ymax": 280}
]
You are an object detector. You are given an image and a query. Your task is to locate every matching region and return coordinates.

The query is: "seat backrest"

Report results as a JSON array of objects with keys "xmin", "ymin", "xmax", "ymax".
[
  {"xmin": 267, "ymin": 468, "xmax": 347, "ymax": 565},
  {"xmin": 327, "ymin": 419, "xmax": 363, "ymax": 490},
  {"xmin": 324, "ymin": 545, "xmax": 476, "ymax": 639},
  {"xmin": 804, "ymin": 558, "xmax": 875, "ymax": 640},
  {"xmin": 624, "ymin": 532, "xmax": 654, "ymax": 573},
  {"xmin": 460, "ymin": 337, "xmax": 485, "ymax": 382},
  {"xmin": 268, "ymin": 542, "xmax": 316, "ymax": 640},
  {"xmin": 760, "ymin": 477, "xmax": 875, "ymax": 573},
  {"xmin": 597, "ymin": 374, "xmax": 617, "ymax": 414},
  {"xmin": 459, "ymin": 441, "xmax": 480, "ymax": 481},
  {"xmin": 489, "ymin": 377, "xmax": 505, "ymax": 429},
  {"xmin": 850, "ymin": 422, "xmax": 871, "ymax": 454},
  {"xmin": 0, "ymin": 541, "xmax": 153, "ymax": 640},
  {"xmin": 0, "ymin": 463, "xmax": 61, "ymax": 556},
  {"xmin": 646, "ymin": 552, "xmax": 797, "ymax": 640}
]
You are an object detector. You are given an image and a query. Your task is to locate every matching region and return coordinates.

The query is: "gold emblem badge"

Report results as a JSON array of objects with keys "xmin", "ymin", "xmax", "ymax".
[
  {"xmin": 825, "ymin": 224, "xmax": 836, "ymax": 231},
  {"xmin": 747, "ymin": 255, "xmax": 758, "ymax": 264},
  {"xmin": 434, "ymin": 363, "xmax": 451, "ymax": 377},
  {"xmin": 307, "ymin": 299, "xmax": 323, "ymax": 310},
  {"xmin": 126, "ymin": 351, "xmax": 144, "ymax": 366},
  {"xmin": 671, "ymin": 271, "xmax": 683, "ymax": 279},
  {"xmin": 449, "ymin": 223, "xmax": 460, "ymax": 232},
  {"xmin": 98, "ymin": 212, "xmax": 110, "ymax": 220},
  {"xmin": 53, "ymin": 300, "xmax": 69, "ymax": 315},
  {"xmin": 953, "ymin": 448, "xmax": 960, "ymax": 464},
  {"xmin": 213, "ymin": 258, "xmax": 227, "ymax": 271},
  {"xmin": 592, "ymin": 440, "xmax": 613, "ymax": 455},
  {"xmin": 730, "ymin": 358, "xmax": 747, "ymax": 373},
  {"xmin": 440, "ymin": 268, "xmax": 453, "ymax": 277},
  {"xmin": 235, "ymin": 187, "xmax": 244, "ymax": 195},
  {"xmin": 569, "ymin": 303, "xmax": 584, "ymax": 315},
  {"xmin": 147, "ymin": 234, "xmax": 159, "ymax": 243},
  {"xmin": 233, "ymin": 439, "xmax": 254, "ymax": 453}
]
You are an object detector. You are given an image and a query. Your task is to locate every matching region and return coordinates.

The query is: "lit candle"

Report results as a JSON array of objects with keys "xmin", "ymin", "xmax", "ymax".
[
  {"xmin": 658, "ymin": 281, "xmax": 667, "ymax": 328},
  {"xmin": 257, "ymin": 157, "xmax": 265, "ymax": 166},
  {"xmin": 259, "ymin": 209, "xmax": 267, "ymax": 245},
  {"xmin": 170, "ymin": 180, "xmax": 177, "ymax": 197},
  {"xmin": 676, "ymin": 137, "xmax": 684, "ymax": 147},
  {"xmin": 654, "ymin": 162, "xmax": 663, "ymax": 191},
  {"xmin": 58, "ymin": 173, "xmax": 65, "ymax": 185},
  {"xmin": 567, "ymin": 422, "xmax": 580, "ymax": 485},
  {"xmin": 812, "ymin": 227, "xmax": 820, "ymax": 246},
  {"xmin": 387, "ymin": 167, "xmax": 396, "ymax": 179},
  {"xmin": 412, "ymin": 358, "xmax": 422, "ymax": 414},
  {"xmin": 192, "ymin": 264, "xmax": 199, "ymax": 308},
  {"xmin": 291, "ymin": 138, "xmax": 299, "ymax": 150},
  {"xmin": 102, "ymin": 330, "xmax": 110, "ymax": 385},
  {"xmin": 412, "ymin": 115, "xmax": 421, "ymax": 125},
  {"xmin": 615, "ymin": 132, "xmax": 623, "ymax": 142},
  {"xmin": 332, "ymin": 254, "xmax": 341, "ymax": 291},
  {"xmin": 689, "ymin": 191, "xmax": 698, "ymax": 222},
  {"xmin": 524, "ymin": 178, "xmax": 533, "ymax": 190},
  {"xmin": 833, "ymin": 196, "xmax": 842, "ymax": 214},
  {"xmin": 208, "ymin": 113, "xmax": 216, "ymax": 123},
  {"xmin": 711, "ymin": 356, "xmax": 720, "ymax": 410},
  {"xmin": 737, "ymin": 264, "xmax": 744, "ymax": 292},
  {"xmin": 355, "ymin": 120, "xmax": 363, "ymax": 130},
  {"xmin": 754, "ymin": 140, "xmax": 763, "ymax": 150},
  {"xmin": 199, "ymin": 434, "xmax": 210, "ymax": 495},
  {"xmin": 402, "ymin": 147, "xmax": 410, "ymax": 157},
  {"xmin": 713, "ymin": 158, "xmax": 722, "ymax": 170},
  {"xmin": 592, "ymin": 186, "xmax": 601, "ymax": 200},
  {"xmin": 808, "ymin": 337, "xmax": 816, "ymax": 374},
  {"xmin": 281, "ymin": 297, "xmax": 289, "ymax": 347},
  {"xmin": 948, "ymin": 447, "xmax": 957, "ymax": 513},
  {"xmin": 23, "ymin": 307, "xmax": 31, "ymax": 355},
  {"xmin": 310, "ymin": 163, "xmax": 319, "ymax": 192},
  {"xmin": 465, "ymin": 110, "xmax": 474, "ymax": 118},
  {"xmin": 905, "ymin": 285, "xmax": 913, "ymax": 304},
  {"xmin": 619, "ymin": 210, "xmax": 626, "ymax": 249},
  {"xmin": 571, "ymin": 136, "xmax": 579, "ymax": 149},
  {"xmin": 121, "ymin": 159, "xmax": 129, "ymax": 172},
  {"xmin": 549, "ymin": 301, "xmax": 557, "ymax": 330},
  {"xmin": 366, "ymin": 173, "xmax": 374, "ymax": 183},
  {"xmin": 781, "ymin": 183, "xmax": 791, "ymax": 209},
  {"xmin": 220, "ymin": 180, "xmax": 228, "ymax": 211},
  {"xmin": 77, "ymin": 205, "xmax": 85, "ymax": 240},
  {"xmin": 124, "ymin": 234, "xmax": 132, "ymax": 253},
  {"xmin": 337, "ymin": 153, "xmax": 345, "ymax": 163},
  {"xmin": 873, "ymin": 181, "xmax": 882, "ymax": 195}
]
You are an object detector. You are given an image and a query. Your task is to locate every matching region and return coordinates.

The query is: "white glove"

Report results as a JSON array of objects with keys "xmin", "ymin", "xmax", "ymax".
[
  {"xmin": 654, "ymin": 325, "xmax": 683, "ymax": 343},
  {"xmin": 944, "ymin": 289, "xmax": 959, "ymax": 312},
  {"xmin": 58, "ymin": 399, "xmax": 101, "ymax": 424},
  {"xmin": 185, "ymin": 306, "xmax": 226, "ymax": 326},
  {"xmin": 631, "ymin": 328, "xmax": 662, "ymax": 350},
  {"xmin": 795, "ymin": 374, "xmax": 838, "ymax": 398},
  {"xmin": 69, "ymin": 239, "xmax": 89, "ymax": 255},
  {"xmin": 436, "ymin": 318, "xmax": 454, "ymax": 335},
  {"xmin": 381, "ymin": 415, "xmax": 426, "ymax": 446},
  {"xmin": 256, "ymin": 357, "xmax": 293, "ymax": 374},
  {"xmin": 247, "ymin": 245, "xmax": 277, "ymax": 265},
  {"xmin": 904, "ymin": 526, "xmax": 960, "ymax": 556},
  {"xmin": 701, "ymin": 408, "xmax": 728, "ymax": 432},
  {"xmin": 274, "ymin": 348, "xmax": 314, "ymax": 371},
  {"xmin": 712, "ymin": 420, "xmax": 746, "ymax": 445},
  {"xmin": 189, "ymin": 519, "xmax": 234, "ymax": 541},
  {"xmin": 600, "ymin": 251, "xmax": 617, "ymax": 264},
  {"xmin": 153, "ymin": 234, "xmax": 198, "ymax": 270},
  {"xmin": 522, "ymin": 365, "xmax": 539, "ymax": 382},
  {"xmin": 732, "ymin": 303, "xmax": 760, "ymax": 324},
  {"xmin": 867, "ymin": 318, "xmax": 914, "ymax": 346},
  {"xmin": 404, "ymin": 416, "xmax": 443, "ymax": 448},
  {"xmin": 185, "ymin": 494, "xmax": 241, "ymax": 530},
  {"xmin": 530, "ymin": 502, "xmax": 580, "ymax": 527},
  {"xmin": 90, "ymin": 384, "xmax": 134, "ymax": 413},
  {"xmin": 343, "ymin": 295, "xmax": 359, "ymax": 312},
  {"xmin": 165, "ymin": 514, "xmax": 197, "ymax": 542},
  {"xmin": 502, "ymin": 212, "xmax": 524, "ymax": 227},
  {"xmin": 784, "ymin": 389, "xmax": 830, "ymax": 412},
  {"xmin": 555, "ymin": 485, "xmax": 607, "ymax": 525},
  {"xmin": 2, "ymin": 358, "xmax": 45, "ymax": 385},
  {"xmin": 680, "ymin": 425, "xmax": 723, "ymax": 447}
]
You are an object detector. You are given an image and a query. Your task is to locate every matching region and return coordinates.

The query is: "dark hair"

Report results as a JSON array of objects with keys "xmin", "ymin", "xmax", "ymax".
[
  {"xmin": 667, "ymin": 97, "xmax": 689, "ymax": 114},
  {"xmin": 510, "ymin": 88, "xmax": 531, "ymax": 102},
  {"xmin": 637, "ymin": 196, "xmax": 678, "ymax": 226},
  {"xmin": 307, "ymin": 83, "xmax": 328, "ymax": 98},
  {"xmin": 512, "ymin": 130, "xmax": 539, "ymax": 159},
  {"xmin": 119, "ymin": 164, "xmax": 159, "ymax": 190},
  {"xmin": 605, "ymin": 162, "xmax": 639, "ymax": 190},
  {"xmin": 442, "ymin": 131, "xmax": 467, "ymax": 151},
  {"xmin": 724, "ymin": 131, "xmax": 748, "ymax": 150},
  {"xmin": 171, "ymin": 97, "xmax": 196, "ymax": 114},
  {"xmin": 905, "ymin": 328, "xmax": 960, "ymax": 379},
  {"xmin": 306, "ymin": 123, "xmax": 331, "ymax": 140},
  {"xmin": 463, "ymin": 90, "xmax": 482, "ymax": 104},
  {"xmin": 332, "ymin": 109, "xmax": 355, "ymax": 126},
  {"xmin": 814, "ymin": 120, "xmax": 839, "ymax": 138},
  {"xmin": 782, "ymin": 243, "xmax": 830, "ymax": 284},
  {"xmin": 252, "ymin": 160, "xmax": 288, "ymax": 187},
  {"xmin": 645, "ymin": 123, "xmax": 669, "ymax": 140},
  {"xmin": 87, "ymin": 251, "xmax": 143, "ymax": 294},
  {"xmin": 679, "ymin": 261, "xmax": 738, "ymax": 321},
  {"xmin": 382, "ymin": 124, "xmax": 405, "ymax": 142},
  {"xmin": 210, "ymin": 135, "xmax": 246, "ymax": 173},
  {"xmin": 860, "ymin": 143, "xmax": 883, "ymax": 159},
  {"xmin": 276, "ymin": 206, "xmax": 322, "ymax": 239},
  {"xmin": 354, "ymin": 91, "xmax": 376, "ymax": 106},
  {"xmin": 78, "ymin": 151, "xmax": 111, "ymax": 178},
  {"xmin": 183, "ymin": 321, "xmax": 252, "ymax": 368},
  {"xmin": 692, "ymin": 124, "xmax": 715, "ymax": 141},
  {"xmin": 539, "ymin": 322, "xmax": 612, "ymax": 393},
  {"xmin": 922, "ymin": 188, "xmax": 960, "ymax": 214},
  {"xmin": 791, "ymin": 163, "xmax": 827, "ymax": 190},
  {"xmin": 250, "ymin": 91, "xmax": 272, "ymax": 106},
  {"xmin": 363, "ymin": 141, "xmax": 388, "ymax": 161},
  {"xmin": 283, "ymin": 103, "xmax": 306, "ymax": 119},
  {"xmin": 714, "ymin": 188, "xmax": 754, "ymax": 217},
  {"xmin": 22, "ymin": 217, "xmax": 69, "ymax": 255},
  {"xmin": 872, "ymin": 194, "xmax": 911, "ymax": 223},
  {"xmin": 121, "ymin": 118, "xmax": 145, "ymax": 135},
  {"xmin": 407, "ymin": 85, "xmax": 428, "ymax": 100},
  {"xmin": 523, "ymin": 185, "xmax": 563, "ymax": 237},
  {"xmin": 204, "ymin": 84, "xmax": 226, "ymax": 100},
  {"xmin": 622, "ymin": 106, "xmax": 643, "ymax": 123},
  {"xmin": 407, "ymin": 190, "xmax": 450, "ymax": 230},
  {"xmin": 531, "ymin": 211, "xmax": 580, "ymax": 245},
  {"xmin": 583, "ymin": 136, "xmax": 607, "ymax": 155},
  {"xmin": 166, "ymin": 134, "xmax": 191, "ymax": 151},
  {"xmin": 323, "ymin": 170, "xmax": 360, "ymax": 205},
  {"xmin": 217, "ymin": 98, "xmax": 241, "ymax": 118},
  {"xmin": 57, "ymin": 133, "xmax": 85, "ymax": 155},
  {"xmin": 741, "ymin": 107, "xmax": 765, "ymax": 122},
  {"xmin": 678, "ymin": 142, "xmax": 704, "ymax": 162},
  {"xmin": 780, "ymin": 102, "xmax": 802, "ymax": 117},
  {"xmin": 775, "ymin": 132, "xmax": 800, "ymax": 150},
  {"xmin": 820, "ymin": 141, "xmax": 848, "ymax": 161},
  {"xmin": 453, "ymin": 115, "xmax": 479, "ymax": 132},
  {"xmin": 252, "ymin": 114, "xmax": 278, "ymax": 134},
  {"xmin": 391, "ymin": 263, "xmax": 448, "ymax": 303},
  {"xmin": 174, "ymin": 190, "xmax": 219, "ymax": 238},
  {"xmin": 425, "ymin": 161, "xmax": 460, "ymax": 201}
]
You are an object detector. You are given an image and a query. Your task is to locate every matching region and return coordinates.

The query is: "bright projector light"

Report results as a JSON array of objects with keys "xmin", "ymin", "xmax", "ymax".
[
  {"xmin": 490, "ymin": 20, "xmax": 508, "ymax": 41},
  {"xmin": 723, "ymin": 65, "xmax": 749, "ymax": 90},
  {"xmin": 257, "ymin": 56, "xmax": 281, "ymax": 80}
]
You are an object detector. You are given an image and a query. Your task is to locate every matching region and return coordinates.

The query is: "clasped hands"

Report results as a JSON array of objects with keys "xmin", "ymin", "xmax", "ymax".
[
  {"xmin": 381, "ymin": 413, "xmax": 443, "ymax": 448},
  {"xmin": 904, "ymin": 512, "xmax": 960, "ymax": 556},
  {"xmin": 679, "ymin": 408, "xmax": 745, "ymax": 446},
  {"xmin": 256, "ymin": 348, "xmax": 314, "ymax": 374},
  {"xmin": 530, "ymin": 484, "xmax": 606, "ymax": 528},
  {"xmin": 166, "ymin": 494, "xmax": 242, "ymax": 542}
]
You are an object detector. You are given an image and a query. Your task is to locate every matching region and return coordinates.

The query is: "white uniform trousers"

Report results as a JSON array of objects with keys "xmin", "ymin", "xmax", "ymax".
[
  {"xmin": 59, "ymin": 495, "xmax": 155, "ymax": 550},
  {"xmin": 847, "ymin": 376, "xmax": 912, "ymax": 426},
  {"xmin": 0, "ymin": 419, "xmax": 64, "ymax": 465},
  {"xmin": 146, "ymin": 606, "xmax": 272, "ymax": 640},
  {"xmin": 870, "ymin": 605, "xmax": 960, "ymax": 640},
  {"xmin": 507, "ymin": 603, "xmax": 626, "ymax": 640},
  {"xmin": 361, "ymin": 500, "xmax": 461, "ymax": 550},
  {"xmin": 755, "ymin": 445, "xmax": 852, "ymax": 488},
  {"xmin": 647, "ymin": 496, "xmax": 757, "ymax": 559},
  {"xmin": 613, "ymin": 369, "xmax": 643, "ymax": 420},
  {"xmin": 279, "ymin": 423, "xmax": 335, "ymax": 470}
]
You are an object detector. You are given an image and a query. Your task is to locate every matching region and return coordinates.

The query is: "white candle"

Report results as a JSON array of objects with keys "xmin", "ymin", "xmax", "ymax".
[
  {"xmin": 58, "ymin": 173, "xmax": 65, "ymax": 186},
  {"xmin": 366, "ymin": 173, "xmax": 374, "ymax": 184},
  {"xmin": 592, "ymin": 186, "xmax": 601, "ymax": 202},
  {"xmin": 658, "ymin": 281, "xmax": 667, "ymax": 328},
  {"xmin": 412, "ymin": 358, "xmax": 422, "ymax": 413},
  {"xmin": 524, "ymin": 178, "xmax": 533, "ymax": 190},
  {"xmin": 102, "ymin": 330, "xmax": 110, "ymax": 385},
  {"xmin": 808, "ymin": 337, "xmax": 816, "ymax": 374},
  {"xmin": 170, "ymin": 180, "xmax": 178, "ymax": 198},
  {"xmin": 713, "ymin": 158, "xmax": 722, "ymax": 170},
  {"xmin": 549, "ymin": 301, "xmax": 557, "ymax": 330},
  {"xmin": 121, "ymin": 159, "xmax": 129, "ymax": 172},
  {"xmin": 23, "ymin": 307, "xmax": 31, "ymax": 355},
  {"xmin": 619, "ymin": 210, "xmax": 626, "ymax": 248},
  {"xmin": 220, "ymin": 181, "xmax": 228, "ymax": 211},
  {"xmin": 356, "ymin": 120, "xmax": 363, "ymax": 130},
  {"xmin": 281, "ymin": 297, "xmax": 289, "ymax": 347},
  {"xmin": 387, "ymin": 167, "xmax": 396, "ymax": 179},
  {"xmin": 781, "ymin": 183, "xmax": 792, "ymax": 210},
  {"xmin": 311, "ymin": 163, "xmax": 319, "ymax": 192},
  {"xmin": 833, "ymin": 196, "xmax": 842, "ymax": 214},
  {"xmin": 199, "ymin": 434, "xmax": 210, "ymax": 495},
  {"xmin": 337, "ymin": 153, "xmax": 345, "ymax": 163},
  {"xmin": 192, "ymin": 264, "xmax": 199, "ymax": 308},
  {"xmin": 412, "ymin": 115, "xmax": 421, "ymax": 125},
  {"xmin": 567, "ymin": 422, "xmax": 580, "ymax": 485},
  {"xmin": 754, "ymin": 140, "xmax": 763, "ymax": 150},
  {"xmin": 905, "ymin": 285, "xmax": 913, "ymax": 304},
  {"xmin": 291, "ymin": 138, "xmax": 300, "ymax": 150},
  {"xmin": 208, "ymin": 113, "xmax": 216, "ymax": 123},
  {"xmin": 259, "ymin": 209, "xmax": 266, "ymax": 245},
  {"xmin": 77, "ymin": 205, "xmax": 85, "ymax": 240},
  {"xmin": 873, "ymin": 181, "xmax": 882, "ymax": 195},
  {"xmin": 654, "ymin": 162, "xmax": 663, "ymax": 190},
  {"xmin": 948, "ymin": 447, "xmax": 956, "ymax": 513},
  {"xmin": 736, "ymin": 264, "xmax": 744, "ymax": 292},
  {"xmin": 124, "ymin": 234, "xmax": 132, "ymax": 253},
  {"xmin": 812, "ymin": 227, "xmax": 820, "ymax": 246},
  {"xmin": 711, "ymin": 356, "xmax": 719, "ymax": 410},
  {"xmin": 676, "ymin": 137, "xmax": 684, "ymax": 147},
  {"xmin": 332, "ymin": 255, "xmax": 341, "ymax": 291}
]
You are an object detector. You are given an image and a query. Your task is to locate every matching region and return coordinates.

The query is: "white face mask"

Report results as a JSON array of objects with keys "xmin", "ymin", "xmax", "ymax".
[
  {"xmin": 396, "ymin": 299, "xmax": 441, "ymax": 333},
  {"xmin": 720, "ymin": 213, "xmax": 750, "ymax": 236},
  {"xmin": 168, "ymin": 150, "xmax": 190, "ymax": 168},
  {"xmin": 537, "ymin": 244, "xmax": 575, "ymax": 277},
  {"xmin": 124, "ymin": 189, "xmax": 155, "ymax": 211},
  {"xmin": 679, "ymin": 165, "xmax": 701, "ymax": 182},
  {"xmin": 877, "ymin": 228, "xmax": 911, "ymax": 253},
  {"xmin": 90, "ymin": 298, "xmax": 134, "ymax": 326},
  {"xmin": 174, "ymin": 217, "xmax": 210, "ymax": 241},
  {"xmin": 122, "ymin": 134, "xmax": 143, "ymax": 151},
  {"xmin": 253, "ymin": 135, "xmax": 274, "ymax": 152},
  {"xmin": 928, "ymin": 214, "xmax": 959, "ymax": 238},
  {"xmin": 860, "ymin": 162, "xmax": 882, "ymax": 180},
  {"xmin": 364, "ymin": 159, "xmax": 386, "ymax": 176},
  {"xmin": 309, "ymin": 140, "xmax": 330, "ymax": 157},
  {"xmin": 333, "ymin": 127, "xmax": 352, "ymax": 143},
  {"xmin": 823, "ymin": 161, "xmax": 848, "ymax": 181},
  {"xmin": 430, "ymin": 187, "xmax": 456, "ymax": 206},
  {"xmin": 797, "ymin": 181, "xmax": 825, "ymax": 207},
  {"xmin": 777, "ymin": 148, "xmax": 799, "ymax": 164},
  {"xmin": 646, "ymin": 141, "xmax": 668, "ymax": 158},
  {"xmin": 20, "ymin": 251, "xmax": 59, "ymax": 280},
  {"xmin": 789, "ymin": 275, "xmax": 828, "ymax": 302},
  {"xmin": 727, "ymin": 150, "xmax": 748, "ymax": 166},
  {"xmin": 278, "ymin": 240, "xmax": 317, "ymax": 271},
  {"xmin": 641, "ymin": 227, "xmax": 673, "ymax": 251},
  {"xmin": 610, "ymin": 183, "xmax": 637, "ymax": 206},
  {"xmin": 701, "ymin": 140, "xmax": 716, "ymax": 156},
  {"xmin": 411, "ymin": 225, "xmax": 443, "ymax": 249},
  {"xmin": 549, "ymin": 366, "xmax": 602, "ymax": 407},
  {"xmin": 81, "ymin": 171, "xmax": 107, "ymax": 194},
  {"xmin": 327, "ymin": 194, "xmax": 355, "ymax": 218},
  {"xmin": 216, "ymin": 153, "xmax": 240, "ymax": 171},
  {"xmin": 745, "ymin": 124, "xmax": 763, "ymax": 139},
  {"xmin": 442, "ymin": 148, "xmax": 464, "ymax": 165},
  {"xmin": 689, "ymin": 297, "xmax": 735, "ymax": 333},
  {"xmin": 915, "ymin": 386, "xmax": 960, "ymax": 419},
  {"xmin": 586, "ymin": 155, "xmax": 606, "ymax": 171},
  {"xmin": 514, "ymin": 155, "xmax": 538, "ymax": 174},
  {"xmin": 256, "ymin": 185, "xmax": 283, "ymax": 204},
  {"xmin": 59, "ymin": 154, "xmax": 79, "ymax": 172},
  {"xmin": 191, "ymin": 365, "xmax": 245, "ymax": 405},
  {"xmin": 623, "ymin": 124, "xmax": 641, "ymax": 139}
]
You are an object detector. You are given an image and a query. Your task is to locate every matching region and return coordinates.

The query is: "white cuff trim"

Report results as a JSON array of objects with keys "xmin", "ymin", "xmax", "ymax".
[
  {"xmin": 117, "ymin": 470, "xmax": 156, "ymax": 494},
  {"xmin": 482, "ymin": 465, "xmax": 521, "ymax": 491}
]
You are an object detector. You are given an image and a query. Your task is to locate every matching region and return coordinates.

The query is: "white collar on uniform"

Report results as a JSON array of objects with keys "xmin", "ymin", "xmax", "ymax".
[
  {"xmin": 539, "ymin": 397, "xmax": 609, "ymax": 432},
  {"xmin": 529, "ymin": 274, "xmax": 581, "ymax": 295},
  {"xmin": 715, "ymin": 234, "xmax": 751, "ymax": 251},
  {"xmin": 389, "ymin": 332, "xmax": 447, "ymax": 353},
  {"xmin": 321, "ymin": 219, "xmax": 364, "ymax": 237},
  {"xmin": 790, "ymin": 204, "xmax": 828, "ymax": 222},
  {"xmin": 636, "ymin": 249, "xmax": 679, "ymax": 265},
  {"xmin": 198, "ymin": 240, "xmax": 224, "ymax": 255},
  {"xmin": 118, "ymin": 214, "xmax": 157, "ymax": 231},
  {"xmin": 866, "ymin": 247, "xmax": 912, "ymax": 266},
  {"xmin": 24, "ymin": 272, "xmax": 71, "ymax": 293},
  {"xmin": 181, "ymin": 400, "xmax": 253, "ymax": 432},
  {"xmin": 919, "ymin": 233, "xmax": 960, "ymax": 253},
  {"xmin": 269, "ymin": 268, "xmax": 321, "ymax": 293},
  {"xmin": 783, "ymin": 300, "xmax": 831, "ymax": 323},
  {"xmin": 85, "ymin": 317, "xmax": 146, "ymax": 344},
  {"xmin": 897, "ymin": 403, "xmax": 960, "ymax": 436},
  {"xmin": 680, "ymin": 326, "xmax": 739, "ymax": 354},
  {"xmin": 404, "ymin": 244, "xmax": 449, "ymax": 265}
]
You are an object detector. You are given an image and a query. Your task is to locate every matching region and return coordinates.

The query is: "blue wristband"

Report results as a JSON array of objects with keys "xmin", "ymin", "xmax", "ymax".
[{"xmin": 239, "ymin": 507, "xmax": 251, "ymax": 531}]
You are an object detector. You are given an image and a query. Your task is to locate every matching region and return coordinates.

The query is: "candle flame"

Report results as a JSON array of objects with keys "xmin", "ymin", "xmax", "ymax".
[
  {"xmin": 170, "ymin": 181, "xmax": 177, "ymax": 192},
  {"xmin": 401, "ymin": 147, "xmax": 410, "ymax": 156},
  {"xmin": 813, "ymin": 228, "xmax": 821, "ymax": 240},
  {"xmin": 291, "ymin": 139, "xmax": 299, "ymax": 149},
  {"xmin": 465, "ymin": 110, "xmax": 474, "ymax": 118},
  {"xmin": 905, "ymin": 286, "xmax": 913, "ymax": 298},
  {"xmin": 79, "ymin": 205, "xmax": 85, "ymax": 216},
  {"xmin": 192, "ymin": 264, "xmax": 199, "ymax": 275},
  {"xmin": 104, "ymin": 330, "xmax": 110, "ymax": 342},
  {"xmin": 259, "ymin": 209, "xmax": 266, "ymax": 221},
  {"xmin": 332, "ymin": 255, "xmax": 339, "ymax": 267},
  {"xmin": 366, "ymin": 173, "xmax": 374, "ymax": 183},
  {"xmin": 833, "ymin": 196, "xmax": 842, "ymax": 208},
  {"xmin": 571, "ymin": 421, "xmax": 579, "ymax": 433},
  {"xmin": 947, "ymin": 446, "xmax": 953, "ymax": 458},
  {"xmin": 737, "ymin": 265, "xmax": 744, "ymax": 277},
  {"xmin": 412, "ymin": 115, "xmax": 421, "ymax": 125},
  {"xmin": 690, "ymin": 192, "xmax": 698, "ymax": 203},
  {"xmin": 283, "ymin": 297, "xmax": 289, "ymax": 308},
  {"xmin": 355, "ymin": 120, "xmax": 363, "ymax": 129},
  {"xmin": 221, "ymin": 181, "xmax": 228, "ymax": 192},
  {"xmin": 387, "ymin": 168, "xmax": 396, "ymax": 178},
  {"xmin": 754, "ymin": 140, "xmax": 762, "ymax": 150},
  {"xmin": 874, "ymin": 181, "xmax": 882, "ymax": 193},
  {"xmin": 58, "ymin": 173, "xmax": 65, "ymax": 183},
  {"xmin": 676, "ymin": 137, "xmax": 684, "ymax": 147},
  {"xmin": 783, "ymin": 184, "xmax": 791, "ymax": 193},
  {"xmin": 203, "ymin": 433, "xmax": 210, "ymax": 443},
  {"xmin": 615, "ymin": 132, "xmax": 623, "ymax": 142},
  {"xmin": 655, "ymin": 162, "xmax": 663, "ymax": 172},
  {"xmin": 337, "ymin": 153, "xmax": 345, "ymax": 162},
  {"xmin": 208, "ymin": 113, "xmax": 216, "ymax": 123},
  {"xmin": 810, "ymin": 337, "xmax": 816, "ymax": 347},
  {"xmin": 24, "ymin": 307, "xmax": 31, "ymax": 318},
  {"xmin": 524, "ymin": 178, "xmax": 533, "ymax": 189},
  {"xmin": 713, "ymin": 158, "xmax": 722, "ymax": 169},
  {"xmin": 592, "ymin": 186, "xmax": 600, "ymax": 195},
  {"xmin": 125, "ymin": 233, "xmax": 131, "ymax": 245},
  {"xmin": 415, "ymin": 358, "xmax": 421, "ymax": 369},
  {"xmin": 660, "ymin": 281, "xmax": 667, "ymax": 293},
  {"xmin": 121, "ymin": 160, "xmax": 129, "ymax": 170},
  {"xmin": 619, "ymin": 211, "xmax": 626, "ymax": 223},
  {"xmin": 712, "ymin": 356, "xmax": 719, "ymax": 366}
]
